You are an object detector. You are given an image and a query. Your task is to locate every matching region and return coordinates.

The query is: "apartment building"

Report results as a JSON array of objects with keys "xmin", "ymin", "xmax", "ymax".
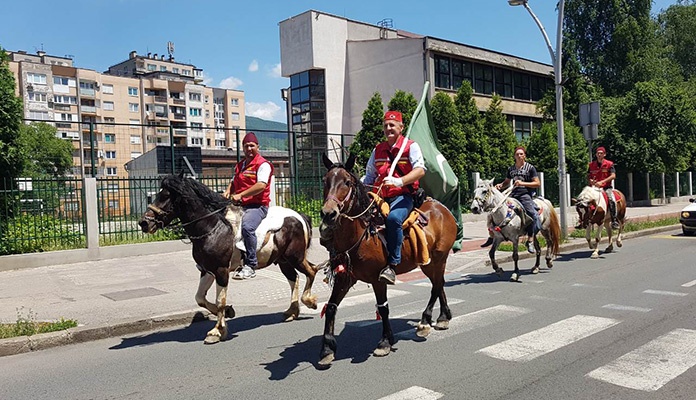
[
  {"xmin": 8, "ymin": 49, "xmax": 246, "ymax": 178},
  {"xmin": 279, "ymin": 10, "xmax": 554, "ymax": 166}
]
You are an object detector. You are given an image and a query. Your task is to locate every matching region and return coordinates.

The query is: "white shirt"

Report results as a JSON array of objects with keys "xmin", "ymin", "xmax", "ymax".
[{"xmin": 363, "ymin": 141, "xmax": 425, "ymax": 186}]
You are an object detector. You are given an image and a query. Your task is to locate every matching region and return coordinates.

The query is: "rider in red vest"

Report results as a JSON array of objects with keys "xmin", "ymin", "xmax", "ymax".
[
  {"xmin": 362, "ymin": 110, "xmax": 425, "ymax": 285},
  {"xmin": 223, "ymin": 132, "xmax": 274, "ymax": 280},
  {"xmin": 588, "ymin": 146, "xmax": 619, "ymax": 229}
]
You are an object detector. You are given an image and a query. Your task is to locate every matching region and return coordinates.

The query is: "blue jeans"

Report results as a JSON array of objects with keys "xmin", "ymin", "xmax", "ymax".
[
  {"xmin": 385, "ymin": 194, "xmax": 413, "ymax": 266},
  {"xmin": 515, "ymin": 193, "xmax": 540, "ymax": 237},
  {"xmin": 241, "ymin": 205, "xmax": 268, "ymax": 268}
]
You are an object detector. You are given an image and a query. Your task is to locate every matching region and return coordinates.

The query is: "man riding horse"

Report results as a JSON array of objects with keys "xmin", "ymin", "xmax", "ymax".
[
  {"xmin": 362, "ymin": 110, "xmax": 426, "ymax": 285},
  {"xmin": 585, "ymin": 146, "xmax": 619, "ymax": 230}
]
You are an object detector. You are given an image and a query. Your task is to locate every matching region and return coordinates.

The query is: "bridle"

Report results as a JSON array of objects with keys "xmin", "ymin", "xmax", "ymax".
[
  {"xmin": 144, "ymin": 194, "xmax": 229, "ymax": 232},
  {"xmin": 142, "ymin": 204, "xmax": 170, "ymax": 229},
  {"xmin": 324, "ymin": 168, "xmax": 376, "ymax": 221}
]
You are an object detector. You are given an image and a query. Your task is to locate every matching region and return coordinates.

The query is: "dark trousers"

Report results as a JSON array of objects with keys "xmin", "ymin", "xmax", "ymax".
[
  {"xmin": 385, "ymin": 194, "xmax": 413, "ymax": 266},
  {"xmin": 241, "ymin": 205, "xmax": 268, "ymax": 268},
  {"xmin": 515, "ymin": 193, "xmax": 540, "ymax": 237}
]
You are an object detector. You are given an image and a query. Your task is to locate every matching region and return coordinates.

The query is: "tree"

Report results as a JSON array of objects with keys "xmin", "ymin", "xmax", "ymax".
[
  {"xmin": 348, "ymin": 92, "xmax": 384, "ymax": 173},
  {"xmin": 659, "ymin": 1, "xmax": 696, "ymax": 80},
  {"xmin": 0, "ymin": 45, "xmax": 23, "ymax": 188},
  {"xmin": 454, "ymin": 81, "xmax": 489, "ymax": 175},
  {"xmin": 387, "ymin": 90, "xmax": 418, "ymax": 128},
  {"xmin": 430, "ymin": 92, "xmax": 466, "ymax": 179},
  {"xmin": 482, "ymin": 95, "xmax": 516, "ymax": 179},
  {"xmin": 17, "ymin": 123, "xmax": 74, "ymax": 178}
]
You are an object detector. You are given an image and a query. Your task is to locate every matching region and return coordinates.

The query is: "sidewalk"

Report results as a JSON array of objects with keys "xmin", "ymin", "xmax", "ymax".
[{"xmin": 0, "ymin": 201, "xmax": 687, "ymax": 356}]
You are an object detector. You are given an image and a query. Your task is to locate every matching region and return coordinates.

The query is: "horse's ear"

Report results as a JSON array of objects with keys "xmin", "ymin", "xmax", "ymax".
[
  {"xmin": 322, "ymin": 153, "xmax": 334, "ymax": 170},
  {"xmin": 177, "ymin": 169, "xmax": 185, "ymax": 179},
  {"xmin": 485, "ymin": 178, "xmax": 495, "ymax": 186},
  {"xmin": 345, "ymin": 153, "xmax": 356, "ymax": 171}
]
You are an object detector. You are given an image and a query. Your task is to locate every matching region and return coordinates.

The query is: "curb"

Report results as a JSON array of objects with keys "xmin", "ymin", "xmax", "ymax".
[{"xmin": 0, "ymin": 310, "xmax": 212, "ymax": 358}]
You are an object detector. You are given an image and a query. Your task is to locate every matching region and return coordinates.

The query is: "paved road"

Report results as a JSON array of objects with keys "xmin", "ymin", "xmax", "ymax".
[{"xmin": 1, "ymin": 231, "xmax": 694, "ymax": 400}]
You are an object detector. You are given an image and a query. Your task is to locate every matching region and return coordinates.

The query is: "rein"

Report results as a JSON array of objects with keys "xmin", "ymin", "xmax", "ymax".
[{"xmin": 167, "ymin": 205, "xmax": 229, "ymax": 230}]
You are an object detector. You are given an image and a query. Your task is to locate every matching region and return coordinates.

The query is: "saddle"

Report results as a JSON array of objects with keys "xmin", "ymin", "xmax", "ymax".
[
  {"xmin": 601, "ymin": 190, "xmax": 622, "ymax": 204},
  {"xmin": 500, "ymin": 198, "xmax": 540, "ymax": 229},
  {"xmin": 368, "ymin": 192, "xmax": 431, "ymax": 265}
]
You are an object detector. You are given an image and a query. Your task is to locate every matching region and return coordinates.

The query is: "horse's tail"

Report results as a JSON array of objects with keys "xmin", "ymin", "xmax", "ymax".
[{"xmin": 547, "ymin": 204, "xmax": 561, "ymax": 256}]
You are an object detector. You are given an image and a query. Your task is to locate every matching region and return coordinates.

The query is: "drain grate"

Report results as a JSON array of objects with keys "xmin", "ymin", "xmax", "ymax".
[{"xmin": 101, "ymin": 287, "xmax": 168, "ymax": 302}]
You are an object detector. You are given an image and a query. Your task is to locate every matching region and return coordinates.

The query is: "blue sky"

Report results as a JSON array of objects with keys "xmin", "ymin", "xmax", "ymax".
[{"xmin": 1, "ymin": 0, "xmax": 678, "ymax": 122}]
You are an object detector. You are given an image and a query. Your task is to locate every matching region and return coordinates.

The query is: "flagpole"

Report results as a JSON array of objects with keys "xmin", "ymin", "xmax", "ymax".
[{"xmin": 387, "ymin": 81, "xmax": 430, "ymax": 178}]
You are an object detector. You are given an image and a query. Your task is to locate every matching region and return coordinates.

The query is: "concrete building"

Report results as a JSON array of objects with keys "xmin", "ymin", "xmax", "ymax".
[
  {"xmin": 8, "ymin": 49, "xmax": 246, "ymax": 178},
  {"xmin": 279, "ymin": 10, "xmax": 554, "ymax": 164}
]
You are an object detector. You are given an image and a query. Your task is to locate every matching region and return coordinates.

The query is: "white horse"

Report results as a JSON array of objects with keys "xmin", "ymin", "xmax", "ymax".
[
  {"xmin": 470, "ymin": 178, "xmax": 562, "ymax": 282},
  {"xmin": 572, "ymin": 186, "xmax": 626, "ymax": 259}
]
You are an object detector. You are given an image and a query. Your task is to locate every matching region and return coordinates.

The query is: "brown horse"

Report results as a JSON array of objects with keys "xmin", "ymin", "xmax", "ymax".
[
  {"xmin": 139, "ymin": 173, "xmax": 320, "ymax": 344},
  {"xmin": 317, "ymin": 153, "xmax": 457, "ymax": 367},
  {"xmin": 572, "ymin": 186, "xmax": 626, "ymax": 259}
]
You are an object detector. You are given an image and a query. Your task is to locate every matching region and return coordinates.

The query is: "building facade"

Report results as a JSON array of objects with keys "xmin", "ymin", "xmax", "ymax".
[
  {"xmin": 8, "ymin": 49, "xmax": 246, "ymax": 178},
  {"xmin": 279, "ymin": 10, "xmax": 554, "ymax": 164}
]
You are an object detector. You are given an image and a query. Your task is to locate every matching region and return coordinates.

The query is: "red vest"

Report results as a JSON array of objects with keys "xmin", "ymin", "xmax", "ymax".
[
  {"xmin": 233, "ymin": 153, "xmax": 273, "ymax": 206},
  {"xmin": 588, "ymin": 159, "xmax": 614, "ymax": 189},
  {"xmin": 372, "ymin": 135, "xmax": 420, "ymax": 198}
]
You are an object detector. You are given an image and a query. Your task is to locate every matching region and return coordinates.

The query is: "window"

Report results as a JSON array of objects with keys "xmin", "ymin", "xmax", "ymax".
[
  {"xmin": 79, "ymin": 81, "xmax": 94, "ymax": 90},
  {"xmin": 190, "ymin": 137, "xmax": 203, "ymax": 145},
  {"xmin": 28, "ymin": 111, "xmax": 49, "ymax": 120},
  {"xmin": 172, "ymin": 67, "xmax": 179, "ymax": 74},
  {"xmin": 105, "ymin": 151, "xmax": 116, "ymax": 159},
  {"xmin": 128, "ymin": 87, "xmax": 138, "ymax": 96},
  {"xmin": 160, "ymin": 66, "xmax": 167, "ymax": 72},
  {"xmin": 189, "ymin": 108, "xmax": 202, "ymax": 117},
  {"xmin": 434, "ymin": 55, "xmax": 450, "ymax": 89},
  {"xmin": 514, "ymin": 72, "xmax": 531, "ymax": 100},
  {"xmin": 189, "ymin": 92, "xmax": 201, "ymax": 101},
  {"xmin": 205, "ymin": 110, "xmax": 210, "ymax": 118},
  {"xmin": 27, "ymin": 73, "xmax": 47, "ymax": 84},
  {"xmin": 494, "ymin": 68, "xmax": 513, "ymax": 98},
  {"xmin": 107, "ymin": 199, "xmax": 119, "ymax": 208},
  {"xmin": 103, "ymin": 101, "xmax": 114, "ymax": 111},
  {"xmin": 28, "ymin": 92, "xmax": 47, "ymax": 102},
  {"xmin": 130, "ymin": 151, "xmax": 141, "ymax": 159},
  {"xmin": 230, "ymin": 98, "xmax": 239, "ymax": 106},
  {"xmin": 231, "ymin": 112, "xmax": 240, "ymax": 121},
  {"xmin": 147, "ymin": 64, "xmax": 156, "ymax": 71},
  {"xmin": 183, "ymin": 70, "xmax": 191, "ymax": 76},
  {"xmin": 530, "ymin": 75, "xmax": 549, "ymax": 101},
  {"xmin": 54, "ymin": 95, "xmax": 77, "ymax": 104},
  {"xmin": 191, "ymin": 123, "xmax": 202, "ymax": 131},
  {"xmin": 53, "ymin": 76, "xmax": 69, "ymax": 85},
  {"xmin": 514, "ymin": 117, "xmax": 532, "ymax": 141},
  {"xmin": 452, "ymin": 59, "xmax": 473, "ymax": 90},
  {"xmin": 102, "ymin": 84, "xmax": 113, "ymax": 94},
  {"xmin": 130, "ymin": 135, "xmax": 141, "ymax": 144},
  {"xmin": 129, "ymin": 103, "xmax": 139, "ymax": 112},
  {"xmin": 106, "ymin": 183, "xmax": 119, "ymax": 193},
  {"xmin": 59, "ymin": 113, "xmax": 75, "ymax": 121},
  {"xmin": 106, "ymin": 167, "xmax": 117, "ymax": 176},
  {"xmin": 129, "ymin": 119, "xmax": 140, "ymax": 128},
  {"xmin": 474, "ymin": 64, "xmax": 494, "ymax": 95},
  {"xmin": 105, "ymin": 134, "xmax": 115, "ymax": 143}
]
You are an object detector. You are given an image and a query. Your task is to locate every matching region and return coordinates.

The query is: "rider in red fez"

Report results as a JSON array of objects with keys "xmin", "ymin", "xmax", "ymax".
[
  {"xmin": 223, "ymin": 132, "xmax": 274, "ymax": 280},
  {"xmin": 587, "ymin": 146, "xmax": 619, "ymax": 229},
  {"xmin": 362, "ymin": 110, "xmax": 426, "ymax": 285}
]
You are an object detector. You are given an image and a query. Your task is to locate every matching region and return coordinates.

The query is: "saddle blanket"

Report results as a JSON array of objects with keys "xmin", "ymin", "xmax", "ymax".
[{"xmin": 228, "ymin": 206, "xmax": 309, "ymax": 253}]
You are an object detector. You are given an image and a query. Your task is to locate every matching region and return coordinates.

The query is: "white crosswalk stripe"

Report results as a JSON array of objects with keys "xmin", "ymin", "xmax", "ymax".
[
  {"xmin": 477, "ymin": 315, "xmax": 620, "ymax": 362},
  {"xmin": 643, "ymin": 289, "xmax": 688, "ymax": 297},
  {"xmin": 587, "ymin": 328, "xmax": 696, "ymax": 392},
  {"xmin": 377, "ymin": 386, "xmax": 443, "ymax": 400},
  {"xmin": 602, "ymin": 304, "xmax": 651, "ymax": 313},
  {"xmin": 352, "ymin": 298, "xmax": 465, "ymax": 328},
  {"xmin": 302, "ymin": 289, "xmax": 411, "ymax": 315}
]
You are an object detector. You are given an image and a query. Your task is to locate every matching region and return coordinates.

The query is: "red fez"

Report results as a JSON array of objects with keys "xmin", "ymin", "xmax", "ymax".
[
  {"xmin": 384, "ymin": 111, "xmax": 402, "ymax": 123},
  {"xmin": 596, "ymin": 146, "xmax": 606, "ymax": 153},
  {"xmin": 243, "ymin": 132, "xmax": 259, "ymax": 145}
]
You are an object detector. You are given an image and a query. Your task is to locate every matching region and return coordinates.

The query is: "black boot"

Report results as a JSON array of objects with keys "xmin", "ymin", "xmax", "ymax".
[
  {"xmin": 379, "ymin": 264, "xmax": 397, "ymax": 285},
  {"xmin": 609, "ymin": 201, "xmax": 619, "ymax": 229},
  {"xmin": 480, "ymin": 236, "xmax": 494, "ymax": 247}
]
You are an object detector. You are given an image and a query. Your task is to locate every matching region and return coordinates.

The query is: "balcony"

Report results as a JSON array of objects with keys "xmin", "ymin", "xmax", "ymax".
[
  {"xmin": 154, "ymin": 96, "xmax": 167, "ymax": 103},
  {"xmin": 80, "ymin": 105, "xmax": 97, "ymax": 114},
  {"xmin": 173, "ymin": 114, "xmax": 186, "ymax": 120},
  {"xmin": 172, "ymin": 99, "xmax": 186, "ymax": 105},
  {"xmin": 79, "ymin": 88, "xmax": 95, "ymax": 97},
  {"xmin": 173, "ymin": 129, "xmax": 187, "ymax": 136}
]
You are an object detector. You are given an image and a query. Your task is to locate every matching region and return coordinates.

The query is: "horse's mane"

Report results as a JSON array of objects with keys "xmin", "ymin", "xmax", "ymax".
[
  {"xmin": 162, "ymin": 175, "xmax": 230, "ymax": 213},
  {"xmin": 329, "ymin": 163, "xmax": 372, "ymax": 222},
  {"xmin": 578, "ymin": 185, "xmax": 600, "ymax": 203}
]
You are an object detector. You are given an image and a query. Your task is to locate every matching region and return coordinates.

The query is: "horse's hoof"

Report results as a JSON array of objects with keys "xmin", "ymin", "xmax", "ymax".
[
  {"xmin": 204, "ymin": 335, "xmax": 220, "ymax": 345},
  {"xmin": 605, "ymin": 246, "xmax": 613, "ymax": 253},
  {"xmin": 434, "ymin": 320, "xmax": 449, "ymax": 331},
  {"xmin": 617, "ymin": 241, "xmax": 623, "ymax": 248},
  {"xmin": 510, "ymin": 273, "xmax": 520, "ymax": 282},
  {"xmin": 373, "ymin": 345, "xmax": 391, "ymax": 357},
  {"xmin": 225, "ymin": 306, "xmax": 235, "ymax": 319},
  {"xmin": 546, "ymin": 262, "xmax": 554, "ymax": 269},
  {"xmin": 591, "ymin": 253, "xmax": 599, "ymax": 259},
  {"xmin": 283, "ymin": 310, "xmax": 298, "ymax": 322},
  {"xmin": 302, "ymin": 296, "xmax": 318, "ymax": 310},
  {"xmin": 494, "ymin": 268, "xmax": 504, "ymax": 278},
  {"xmin": 531, "ymin": 266, "xmax": 540, "ymax": 274},
  {"xmin": 416, "ymin": 324, "xmax": 431, "ymax": 338},
  {"xmin": 318, "ymin": 353, "xmax": 334, "ymax": 368}
]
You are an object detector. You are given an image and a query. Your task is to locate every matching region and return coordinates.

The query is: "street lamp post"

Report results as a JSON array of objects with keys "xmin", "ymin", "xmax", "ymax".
[{"xmin": 508, "ymin": 0, "xmax": 568, "ymax": 237}]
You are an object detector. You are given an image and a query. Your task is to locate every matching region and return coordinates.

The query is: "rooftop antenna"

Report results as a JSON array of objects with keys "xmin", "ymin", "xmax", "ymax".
[
  {"xmin": 377, "ymin": 18, "xmax": 393, "ymax": 39},
  {"xmin": 167, "ymin": 41, "xmax": 175, "ymax": 58}
]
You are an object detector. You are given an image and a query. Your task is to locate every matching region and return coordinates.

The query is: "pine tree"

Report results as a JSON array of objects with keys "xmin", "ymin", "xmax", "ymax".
[
  {"xmin": 454, "ymin": 81, "xmax": 488, "ymax": 176},
  {"xmin": 0, "ymin": 45, "xmax": 24, "ymax": 188},
  {"xmin": 387, "ymin": 90, "xmax": 418, "ymax": 128},
  {"xmin": 430, "ymin": 92, "xmax": 466, "ymax": 179},
  {"xmin": 483, "ymin": 95, "xmax": 516, "ymax": 180},
  {"xmin": 348, "ymin": 92, "xmax": 384, "ymax": 174}
]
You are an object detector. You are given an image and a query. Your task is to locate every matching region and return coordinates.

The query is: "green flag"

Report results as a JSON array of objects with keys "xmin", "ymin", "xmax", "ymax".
[{"xmin": 393, "ymin": 81, "xmax": 464, "ymax": 251}]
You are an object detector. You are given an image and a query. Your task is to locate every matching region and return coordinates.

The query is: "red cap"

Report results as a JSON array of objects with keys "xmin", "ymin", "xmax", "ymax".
[
  {"xmin": 242, "ymin": 132, "xmax": 259, "ymax": 145},
  {"xmin": 596, "ymin": 146, "xmax": 606, "ymax": 153},
  {"xmin": 384, "ymin": 111, "xmax": 402, "ymax": 123}
]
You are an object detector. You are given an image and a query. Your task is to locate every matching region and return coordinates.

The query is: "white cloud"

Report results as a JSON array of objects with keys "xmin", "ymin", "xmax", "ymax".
[
  {"xmin": 248, "ymin": 60, "xmax": 259, "ymax": 72},
  {"xmin": 218, "ymin": 76, "xmax": 243, "ymax": 89},
  {"xmin": 246, "ymin": 101, "xmax": 283, "ymax": 121},
  {"xmin": 268, "ymin": 63, "xmax": 282, "ymax": 78},
  {"xmin": 200, "ymin": 72, "xmax": 213, "ymax": 86}
]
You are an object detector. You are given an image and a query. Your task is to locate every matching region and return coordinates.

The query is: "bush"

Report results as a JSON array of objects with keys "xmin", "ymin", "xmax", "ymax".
[
  {"xmin": 0, "ymin": 214, "xmax": 85, "ymax": 255},
  {"xmin": 285, "ymin": 194, "xmax": 323, "ymax": 227}
]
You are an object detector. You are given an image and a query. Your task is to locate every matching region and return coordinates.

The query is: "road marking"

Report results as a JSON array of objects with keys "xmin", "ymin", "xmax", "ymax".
[
  {"xmin": 602, "ymin": 304, "xmax": 652, "ymax": 313},
  {"xmin": 352, "ymin": 298, "xmax": 465, "ymax": 328},
  {"xmin": 643, "ymin": 289, "xmax": 689, "ymax": 297},
  {"xmin": 529, "ymin": 295, "xmax": 565, "ymax": 302},
  {"xmin": 450, "ymin": 258, "xmax": 486, "ymax": 272},
  {"xmin": 681, "ymin": 279, "xmax": 696, "ymax": 288},
  {"xmin": 378, "ymin": 386, "xmax": 443, "ymax": 400},
  {"xmin": 303, "ymin": 290, "xmax": 411, "ymax": 315},
  {"xmin": 478, "ymin": 315, "xmax": 620, "ymax": 362},
  {"xmin": 587, "ymin": 328, "xmax": 696, "ymax": 392},
  {"xmin": 395, "ymin": 305, "xmax": 531, "ymax": 341},
  {"xmin": 572, "ymin": 283, "xmax": 609, "ymax": 289},
  {"xmin": 652, "ymin": 235, "xmax": 695, "ymax": 239}
]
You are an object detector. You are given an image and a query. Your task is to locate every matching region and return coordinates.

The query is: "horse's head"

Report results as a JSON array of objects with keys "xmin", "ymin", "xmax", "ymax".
[
  {"xmin": 573, "ymin": 185, "xmax": 602, "ymax": 229},
  {"xmin": 139, "ymin": 175, "xmax": 181, "ymax": 233},
  {"xmin": 319, "ymin": 152, "xmax": 358, "ymax": 227},
  {"xmin": 470, "ymin": 178, "xmax": 496, "ymax": 214}
]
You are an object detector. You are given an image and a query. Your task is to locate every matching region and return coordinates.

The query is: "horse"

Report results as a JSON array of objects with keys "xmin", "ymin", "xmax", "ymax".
[
  {"xmin": 138, "ymin": 173, "xmax": 321, "ymax": 344},
  {"xmin": 470, "ymin": 178, "xmax": 561, "ymax": 282},
  {"xmin": 317, "ymin": 153, "xmax": 457, "ymax": 367},
  {"xmin": 572, "ymin": 186, "xmax": 626, "ymax": 259}
]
